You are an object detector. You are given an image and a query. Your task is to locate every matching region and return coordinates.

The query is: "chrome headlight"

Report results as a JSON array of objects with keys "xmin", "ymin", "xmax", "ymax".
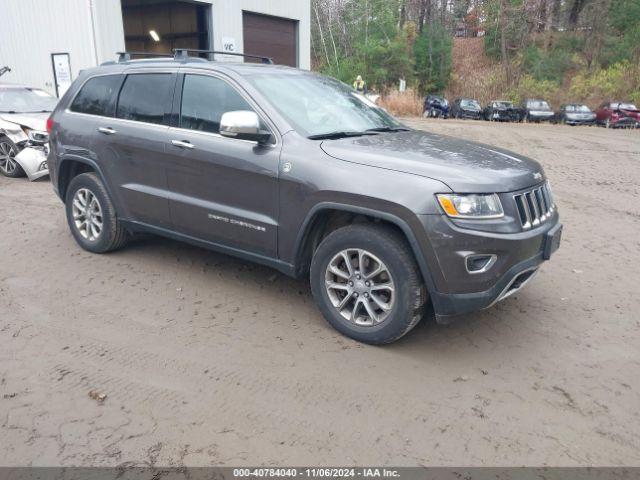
[
  {"xmin": 436, "ymin": 193, "xmax": 504, "ymax": 219},
  {"xmin": 21, "ymin": 126, "xmax": 48, "ymax": 144}
]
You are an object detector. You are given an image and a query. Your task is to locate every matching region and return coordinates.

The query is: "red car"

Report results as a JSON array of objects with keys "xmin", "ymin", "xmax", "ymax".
[{"xmin": 595, "ymin": 101, "xmax": 640, "ymax": 128}]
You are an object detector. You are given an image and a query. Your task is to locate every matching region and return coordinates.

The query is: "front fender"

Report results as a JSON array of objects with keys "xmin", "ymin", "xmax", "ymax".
[
  {"xmin": 292, "ymin": 202, "xmax": 442, "ymax": 299},
  {"xmin": 0, "ymin": 124, "xmax": 28, "ymax": 145}
]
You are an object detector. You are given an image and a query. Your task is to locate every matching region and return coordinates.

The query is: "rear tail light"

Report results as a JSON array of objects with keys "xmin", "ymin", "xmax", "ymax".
[{"xmin": 46, "ymin": 116, "xmax": 54, "ymax": 135}]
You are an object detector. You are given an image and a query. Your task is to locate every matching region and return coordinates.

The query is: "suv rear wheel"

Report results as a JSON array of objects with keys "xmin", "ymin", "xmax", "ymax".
[
  {"xmin": 310, "ymin": 224, "xmax": 426, "ymax": 344},
  {"xmin": 65, "ymin": 172, "xmax": 129, "ymax": 253}
]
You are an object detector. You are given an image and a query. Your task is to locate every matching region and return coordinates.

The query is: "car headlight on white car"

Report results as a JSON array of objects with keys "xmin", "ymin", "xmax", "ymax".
[
  {"xmin": 20, "ymin": 126, "xmax": 48, "ymax": 143},
  {"xmin": 436, "ymin": 193, "xmax": 504, "ymax": 219}
]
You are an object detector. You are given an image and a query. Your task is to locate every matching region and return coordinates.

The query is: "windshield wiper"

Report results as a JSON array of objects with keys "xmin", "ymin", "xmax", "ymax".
[
  {"xmin": 364, "ymin": 126, "xmax": 411, "ymax": 133},
  {"xmin": 308, "ymin": 131, "xmax": 379, "ymax": 140}
]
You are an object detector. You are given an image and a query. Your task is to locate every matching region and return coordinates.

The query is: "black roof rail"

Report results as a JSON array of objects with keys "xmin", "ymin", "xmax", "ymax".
[
  {"xmin": 115, "ymin": 51, "xmax": 172, "ymax": 63},
  {"xmin": 173, "ymin": 49, "xmax": 274, "ymax": 64},
  {"xmin": 0, "ymin": 66, "xmax": 11, "ymax": 77}
]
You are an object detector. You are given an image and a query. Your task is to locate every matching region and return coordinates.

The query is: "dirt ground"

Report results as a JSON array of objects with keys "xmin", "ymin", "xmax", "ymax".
[{"xmin": 1, "ymin": 119, "xmax": 639, "ymax": 467}]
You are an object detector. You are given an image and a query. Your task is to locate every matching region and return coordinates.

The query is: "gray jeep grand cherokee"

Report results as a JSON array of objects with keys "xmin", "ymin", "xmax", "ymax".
[{"xmin": 46, "ymin": 51, "xmax": 562, "ymax": 344}]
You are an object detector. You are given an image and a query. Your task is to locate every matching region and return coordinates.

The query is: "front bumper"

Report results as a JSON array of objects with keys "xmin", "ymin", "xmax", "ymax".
[
  {"xmin": 528, "ymin": 112, "xmax": 555, "ymax": 122},
  {"xmin": 418, "ymin": 212, "xmax": 562, "ymax": 321},
  {"xmin": 611, "ymin": 117, "xmax": 639, "ymax": 128},
  {"xmin": 565, "ymin": 117, "xmax": 595, "ymax": 125},
  {"xmin": 15, "ymin": 144, "xmax": 49, "ymax": 181},
  {"xmin": 460, "ymin": 110, "xmax": 481, "ymax": 119},
  {"xmin": 491, "ymin": 111, "xmax": 517, "ymax": 121}
]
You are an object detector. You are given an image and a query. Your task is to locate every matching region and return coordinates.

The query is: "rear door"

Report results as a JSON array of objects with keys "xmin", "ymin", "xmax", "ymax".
[
  {"xmin": 165, "ymin": 71, "xmax": 280, "ymax": 257},
  {"xmin": 95, "ymin": 70, "xmax": 177, "ymax": 228}
]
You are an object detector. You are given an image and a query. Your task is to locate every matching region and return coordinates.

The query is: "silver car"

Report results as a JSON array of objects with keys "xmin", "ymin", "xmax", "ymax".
[{"xmin": 0, "ymin": 84, "xmax": 57, "ymax": 180}]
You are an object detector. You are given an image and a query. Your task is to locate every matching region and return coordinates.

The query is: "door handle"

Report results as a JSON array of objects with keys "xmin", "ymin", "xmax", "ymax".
[
  {"xmin": 171, "ymin": 140, "xmax": 195, "ymax": 149},
  {"xmin": 98, "ymin": 127, "xmax": 116, "ymax": 135}
]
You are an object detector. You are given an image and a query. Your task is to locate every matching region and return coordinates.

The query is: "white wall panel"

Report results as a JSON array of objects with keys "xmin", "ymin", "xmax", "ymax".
[
  {"xmin": 0, "ymin": 0, "xmax": 309, "ymax": 97},
  {"xmin": 0, "ymin": 0, "xmax": 124, "ymax": 95}
]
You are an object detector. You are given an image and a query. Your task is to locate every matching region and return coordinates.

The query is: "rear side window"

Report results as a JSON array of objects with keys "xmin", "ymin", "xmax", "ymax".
[
  {"xmin": 70, "ymin": 75, "xmax": 122, "ymax": 116},
  {"xmin": 116, "ymin": 74, "xmax": 173, "ymax": 125},
  {"xmin": 180, "ymin": 74, "xmax": 254, "ymax": 134}
]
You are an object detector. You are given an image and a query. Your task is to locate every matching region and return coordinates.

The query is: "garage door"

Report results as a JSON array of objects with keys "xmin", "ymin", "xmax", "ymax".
[{"xmin": 243, "ymin": 12, "xmax": 297, "ymax": 67}]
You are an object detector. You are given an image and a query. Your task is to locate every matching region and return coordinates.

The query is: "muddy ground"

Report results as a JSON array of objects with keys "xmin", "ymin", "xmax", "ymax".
[{"xmin": 1, "ymin": 119, "xmax": 639, "ymax": 466}]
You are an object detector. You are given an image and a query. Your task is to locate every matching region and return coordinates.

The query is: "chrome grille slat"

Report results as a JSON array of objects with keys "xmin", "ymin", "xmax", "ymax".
[{"xmin": 514, "ymin": 183, "xmax": 555, "ymax": 230}]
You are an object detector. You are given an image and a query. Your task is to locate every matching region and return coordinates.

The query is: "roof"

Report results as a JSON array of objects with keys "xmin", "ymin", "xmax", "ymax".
[{"xmin": 94, "ymin": 57, "xmax": 306, "ymax": 77}]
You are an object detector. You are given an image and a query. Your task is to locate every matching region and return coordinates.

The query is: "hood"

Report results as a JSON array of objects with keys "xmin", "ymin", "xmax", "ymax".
[
  {"xmin": 320, "ymin": 130, "xmax": 545, "ymax": 193},
  {"xmin": 0, "ymin": 112, "xmax": 48, "ymax": 131},
  {"xmin": 619, "ymin": 108, "xmax": 640, "ymax": 118}
]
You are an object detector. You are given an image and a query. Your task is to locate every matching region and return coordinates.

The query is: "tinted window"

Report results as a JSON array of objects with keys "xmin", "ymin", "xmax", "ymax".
[
  {"xmin": 180, "ymin": 75, "xmax": 255, "ymax": 134},
  {"xmin": 116, "ymin": 74, "xmax": 173, "ymax": 125},
  {"xmin": 70, "ymin": 75, "xmax": 122, "ymax": 116}
]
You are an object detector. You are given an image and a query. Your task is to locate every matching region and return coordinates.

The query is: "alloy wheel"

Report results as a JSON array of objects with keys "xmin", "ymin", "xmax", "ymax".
[
  {"xmin": 324, "ymin": 248, "xmax": 395, "ymax": 326},
  {"xmin": 0, "ymin": 141, "xmax": 18, "ymax": 174},
  {"xmin": 72, "ymin": 188, "xmax": 103, "ymax": 242}
]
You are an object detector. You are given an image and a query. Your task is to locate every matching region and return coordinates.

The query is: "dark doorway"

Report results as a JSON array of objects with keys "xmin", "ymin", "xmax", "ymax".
[
  {"xmin": 242, "ymin": 12, "xmax": 297, "ymax": 67},
  {"xmin": 121, "ymin": 0, "xmax": 210, "ymax": 55}
]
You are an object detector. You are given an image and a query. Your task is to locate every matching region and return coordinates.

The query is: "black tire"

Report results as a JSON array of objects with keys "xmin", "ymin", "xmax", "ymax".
[
  {"xmin": 310, "ymin": 224, "xmax": 427, "ymax": 345},
  {"xmin": 0, "ymin": 137, "xmax": 26, "ymax": 178},
  {"xmin": 65, "ymin": 172, "xmax": 129, "ymax": 253}
]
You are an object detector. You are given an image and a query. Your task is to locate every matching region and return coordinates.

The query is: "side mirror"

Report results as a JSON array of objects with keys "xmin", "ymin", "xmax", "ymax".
[{"xmin": 220, "ymin": 110, "xmax": 271, "ymax": 144}]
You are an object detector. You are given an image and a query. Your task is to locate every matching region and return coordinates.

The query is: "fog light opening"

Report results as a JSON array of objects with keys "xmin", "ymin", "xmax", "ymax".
[{"xmin": 466, "ymin": 254, "xmax": 497, "ymax": 274}]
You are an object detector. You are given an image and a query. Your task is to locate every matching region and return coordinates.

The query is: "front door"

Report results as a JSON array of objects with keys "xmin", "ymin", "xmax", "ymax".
[{"xmin": 166, "ymin": 73, "xmax": 280, "ymax": 257}]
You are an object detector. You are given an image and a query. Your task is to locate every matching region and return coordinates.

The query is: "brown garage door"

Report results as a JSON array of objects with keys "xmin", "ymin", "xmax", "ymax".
[{"xmin": 243, "ymin": 12, "xmax": 297, "ymax": 67}]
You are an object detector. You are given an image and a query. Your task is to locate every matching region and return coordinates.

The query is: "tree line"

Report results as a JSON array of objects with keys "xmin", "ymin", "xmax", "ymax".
[{"xmin": 311, "ymin": 0, "xmax": 640, "ymax": 104}]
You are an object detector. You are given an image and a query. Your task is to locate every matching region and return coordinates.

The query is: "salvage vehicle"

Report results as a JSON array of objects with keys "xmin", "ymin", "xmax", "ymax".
[
  {"xmin": 46, "ymin": 50, "xmax": 562, "ymax": 344},
  {"xmin": 518, "ymin": 99, "xmax": 554, "ymax": 123},
  {"xmin": 554, "ymin": 104, "xmax": 596, "ymax": 126},
  {"xmin": 450, "ymin": 98, "xmax": 482, "ymax": 119},
  {"xmin": 0, "ymin": 84, "xmax": 56, "ymax": 179},
  {"xmin": 423, "ymin": 94, "xmax": 449, "ymax": 118},
  {"xmin": 595, "ymin": 102, "xmax": 640, "ymax": 128},
  {"xmin": 483, "ymin": 100, "xmax": 518, "ymax": 122}
]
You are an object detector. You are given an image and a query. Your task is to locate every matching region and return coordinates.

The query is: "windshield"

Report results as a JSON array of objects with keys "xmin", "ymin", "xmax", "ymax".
[
  {"xmin": 527, "ymin": 100, "xmax": 550, "ymax": 110},
  {"xmin": 245, "ymin": 73, "xmax": 402, "ymax": 137},
  {"xmin": 461, "ymin": 99, "xmax": 480, "ymax": 109},
  {"xmin": 493, "ymin": 101, "xmax": 512, "ymax": 108},
  {"xmin": 619, "ymin": 103, "xmax": 638, "ymax": 110},
  {"xmin": 0, "ymin": 87, "xmax": 58, "ymax": 113},
  {"xmin": 566, "ymin": 105, "xmax": 591, "ymax": 113}
]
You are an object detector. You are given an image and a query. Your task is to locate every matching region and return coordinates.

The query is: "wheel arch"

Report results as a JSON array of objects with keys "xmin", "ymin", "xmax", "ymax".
[
  {"xmin": 57, "ymin": 155, "xmax": 109, "ymax": 203},
  {"xmin": 292, "ymin": 202, "xmax": 438, "ymax": 295}
]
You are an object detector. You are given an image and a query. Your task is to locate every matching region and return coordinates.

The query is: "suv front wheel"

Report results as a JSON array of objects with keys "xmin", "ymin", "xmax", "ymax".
[
  {"xmin": 65, "ymin": 172, "xmax": 129, "ymax": 253},
  {"xmin": 310, "ymin": 224, "xmax": 426, "ymax": 344}
]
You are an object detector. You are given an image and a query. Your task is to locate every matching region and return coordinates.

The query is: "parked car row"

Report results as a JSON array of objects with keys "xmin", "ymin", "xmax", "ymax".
[{"xmin": 424, "ymin": 95, "xmax": 640, "ymax": 128}]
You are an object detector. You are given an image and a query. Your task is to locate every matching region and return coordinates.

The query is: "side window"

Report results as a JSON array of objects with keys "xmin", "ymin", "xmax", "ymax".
[
  {"xmin": 70, "ymin": 75, "xmax": 122, "ymax": 117},
  {"xmin": 116, "ymin": 74, "xmax": 173, "ymax": 125},
  {"xmin": 180, "ymin": 74, "xmax": 254, "ymax": 134}
]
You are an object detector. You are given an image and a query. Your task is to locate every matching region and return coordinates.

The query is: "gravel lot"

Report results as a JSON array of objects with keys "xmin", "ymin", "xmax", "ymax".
[{"xmin": 1, "ymin": 119, "xmax": 639, "ymax": 467}]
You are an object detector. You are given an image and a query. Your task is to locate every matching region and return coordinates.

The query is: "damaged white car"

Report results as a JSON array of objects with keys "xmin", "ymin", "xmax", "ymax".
[{"xmin": 0, "ymin": 84, "xmax": 57, "ymax": 180}]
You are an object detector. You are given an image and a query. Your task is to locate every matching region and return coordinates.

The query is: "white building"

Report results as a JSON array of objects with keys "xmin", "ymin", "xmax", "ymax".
[{"xmin": 0, "ymin": 0, "xmax": 311, "ymax": 97}]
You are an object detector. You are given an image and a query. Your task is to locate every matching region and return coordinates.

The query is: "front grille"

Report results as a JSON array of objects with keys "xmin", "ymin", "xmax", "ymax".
[{"xmin": 513, "ymin": 183, "xmax": 555, "ymax": 229}]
